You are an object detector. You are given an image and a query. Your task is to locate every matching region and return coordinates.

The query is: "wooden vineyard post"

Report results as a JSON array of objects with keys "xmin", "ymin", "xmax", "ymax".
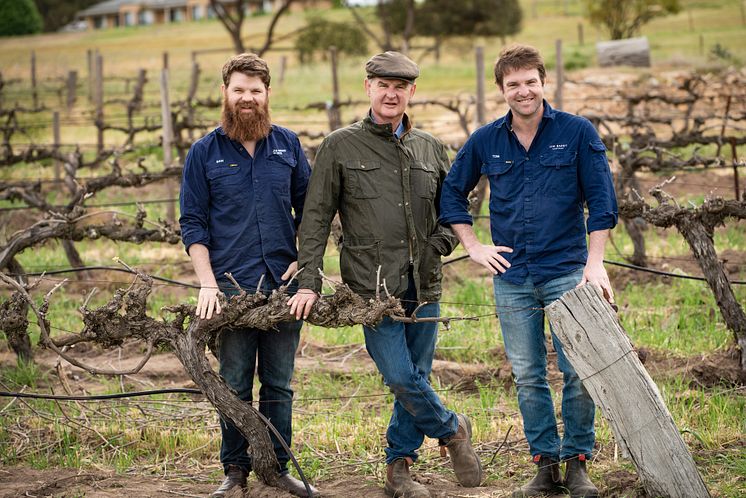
[
  {"xmin": 31, "ymin": 51, "xmax": 38, "ymax": 109},
  {"xmin": 554, "ymin": 39, "xmax": 564, "ymax": 111},
  {"xmin": 475, "ymin": 46, "xmax": 486, "ymax": 127},
  {"xmin": 546, "ymin": 285, "xmax": 710, "ymax": 498},
  {"xmin": 327, "ymin": 46, "xmax": 342, "ymax": 132},
  {"xmin": 160, "ymin": 67, "xmax": 176, "ymax": 224},
  {"xmin": 94, "ymin": 53, "xmax": 104, "ymax": 154}
]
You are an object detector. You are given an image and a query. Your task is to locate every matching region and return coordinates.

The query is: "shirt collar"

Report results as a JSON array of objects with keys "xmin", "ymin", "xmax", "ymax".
[{"xmin": 496, "ymin": 99, "xmax": 556, "ymax": 130}]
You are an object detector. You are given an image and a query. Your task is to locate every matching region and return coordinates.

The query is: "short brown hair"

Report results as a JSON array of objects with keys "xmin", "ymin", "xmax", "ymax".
[
  {"xmin": 222, "ymin": 53, "xmax": 271, "ymax": 88},
  {"xmin": 494, "ymin": 44, "xmax": 546, "ymax": 89}
]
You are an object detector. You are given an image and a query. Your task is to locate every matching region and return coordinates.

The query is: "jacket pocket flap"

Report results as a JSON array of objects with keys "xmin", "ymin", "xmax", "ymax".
[
  {"xmin": 269, "ymin": 153, "xmax": 297, "ymax": 167},
  {"xmin": 540, "ymin": 150, "xmax": 577, "ymax": 167},
  {"xmin": 481, "ymin": 160, "xmax": 513, "ymax": 176},
  {"xmin": 412, "ymin": 160, "xmax": 435, "ymax": 172},
  {"xmin": 344, "ymin": 160, "xmax": 381, "ymax": 171},
  {"xmin": 206, "ymin": 164, "xmax": 241, "ymax": 180}
]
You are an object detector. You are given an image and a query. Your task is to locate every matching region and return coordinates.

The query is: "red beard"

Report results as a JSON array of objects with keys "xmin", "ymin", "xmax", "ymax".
[{"xmin": 221, "ymin": 97, "xmax": 272, "ymax": 143}]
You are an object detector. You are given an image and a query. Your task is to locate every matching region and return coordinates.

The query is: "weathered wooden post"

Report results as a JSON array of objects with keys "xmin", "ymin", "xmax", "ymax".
[
  {"xmin": 66, "ymin": 70, "xmax": 77, "ymax": 111},
  {"xmin": 87, "ymin": 49, "xmax": 94, "ymax": 103},
  {"xmin": 30, "ymin": 51, "xmax": 38, "ymax": 109},
  {"xmin": 555, "ymin": 39, "xmax": 563, "ymax": 111},
  {"xmin": 327, "ymin": 46, "xmax": 342, "ymax": 132},
  {"xmin": 160, "ymin": 67, "xmax": 176, "ymax": 224},
  {"xmin": 94, "ymin": 53, "xmax": 104, "ymax": 154},
  {"xmin": 52, "ymin": 111, "xmax": 61, "ymax": 182},
  {"xmin": 577, "ymin": 23, "xmax": 584, "ymax": 46},
  {"xmin": 546, "ymin": 285, "xmax": 711, "ymax": 498},
  {"xmin": 475, "ymin": 46, "xmax": 486, "ymax": 127}
]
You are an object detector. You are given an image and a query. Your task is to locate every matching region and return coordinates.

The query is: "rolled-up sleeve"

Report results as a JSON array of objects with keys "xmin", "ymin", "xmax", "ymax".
[
  {"xmin": 179, "ymin": 143, "xmax": 211, "ymax": 253},
  {"xmin": 439, "ymin": 137, "xmax": 480, "ymax": 227},
  {"xmin": 578, "ymin": 120, "xmax": 618, "ymax": 233}
]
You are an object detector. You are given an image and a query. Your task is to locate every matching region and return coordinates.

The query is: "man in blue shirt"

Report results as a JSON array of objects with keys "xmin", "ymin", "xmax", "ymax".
[
  {"xmin": 440, "ymin": 45, "xmax": 617, "ymax": 498},
  {"xmin": 179, "ymin": 53, "xmax": 314, "ymax": 497}
]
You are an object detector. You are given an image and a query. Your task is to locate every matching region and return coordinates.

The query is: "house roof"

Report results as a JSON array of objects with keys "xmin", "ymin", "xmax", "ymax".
[
  {"xmin": 78, "ymin": 0, "xmax": 132, "ymax": 16},
  {"xmin": 78, "ymin": 0, "xmax": 204, "ymax": 17}
]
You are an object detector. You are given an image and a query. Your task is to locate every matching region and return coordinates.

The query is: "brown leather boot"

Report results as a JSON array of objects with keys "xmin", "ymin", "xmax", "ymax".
[
  {"xmin": 384, "ymin": 457, "xmax": 431, "ymax": 498},
  {"xmin": 512, "ymin": 455, "xmax": 562, "ymax": 497},
  {"xmin": 211, "ymin": 464, "xmax": 248, "ymax": 497},
  {"xmin": 276, "ymin": 472, "xmax": 318, "ymax": 497},
  {"xmin": 563, "ymin": 455, "xmax": 599, "ymax": 498},
  {"xmin": 441, "ymin": 413, "xmax": 482, "ymax": 487}
]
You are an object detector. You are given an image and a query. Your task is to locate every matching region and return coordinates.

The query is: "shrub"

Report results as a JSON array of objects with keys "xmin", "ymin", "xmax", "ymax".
[
  {"xmin": 0, "ymin": 0, "xmax": 43, "ymax": 37},
  {"xmin": 295, "ymin": 17, "xmax": 368, "ymax": 64}
]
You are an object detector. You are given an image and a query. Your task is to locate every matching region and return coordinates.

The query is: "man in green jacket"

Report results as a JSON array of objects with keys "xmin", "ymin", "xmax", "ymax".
[{"xmin": 288, "ymin": 52, "xmax": 482, "ymax": 497}]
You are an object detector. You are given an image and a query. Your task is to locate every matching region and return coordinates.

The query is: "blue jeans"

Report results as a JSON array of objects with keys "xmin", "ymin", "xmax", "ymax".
[
  {"xmin": 493, "ymin": 268, "xmax": 595, "ymax": 460},
  {"xmin": 363, "ymin": 282, "xmax": 458, "ymax": 464},
  {"xmin": 217, "ymin": 320, "xmax": 301, "ymax": 474}
]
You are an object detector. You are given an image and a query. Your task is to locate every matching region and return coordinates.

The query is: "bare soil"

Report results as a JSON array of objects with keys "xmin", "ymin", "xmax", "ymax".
[
  {"xmin": 2, "ymin": 337, "xmax": 738, "ymax": 497},
  {"xmin": 0, "ymin": 464, "xmax": 643, "ymax": 498}
]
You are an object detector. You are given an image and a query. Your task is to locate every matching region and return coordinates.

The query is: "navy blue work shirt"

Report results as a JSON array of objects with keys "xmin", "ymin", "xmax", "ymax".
[
  {"xmin": 439, "ymin": 101, "xmax": 618, "ymax": 286},
  {"xmin": 179, "ymin": 125, "xmax": 311, "ymax": 291}
]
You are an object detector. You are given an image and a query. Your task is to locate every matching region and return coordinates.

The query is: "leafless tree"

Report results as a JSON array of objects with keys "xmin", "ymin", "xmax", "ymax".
[{"xmin": 210, "ymin": 0, "xmax": 295, "ymax": 55}]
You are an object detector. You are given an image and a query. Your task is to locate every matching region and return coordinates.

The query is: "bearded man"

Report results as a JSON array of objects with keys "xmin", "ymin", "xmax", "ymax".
[{"xmin": 179, "ymin": 53, "xmax": 315, "ymax": 497}]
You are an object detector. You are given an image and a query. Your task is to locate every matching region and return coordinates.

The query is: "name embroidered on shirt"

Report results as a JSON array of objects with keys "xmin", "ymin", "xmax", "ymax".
[
  {"xmin": 548, "ymin": 144, "xmax": 568, "ymax": 150},
  {"xmin": 216, "ymin": 159, "xmax": 224, "ymax": 163},
  {"xmin": 492, "ymin": 154, "xmax": 501, "ymax": 158},
  {"xmin": 272, "ymin": 149, "xmax": 286, "ymax": 155}
]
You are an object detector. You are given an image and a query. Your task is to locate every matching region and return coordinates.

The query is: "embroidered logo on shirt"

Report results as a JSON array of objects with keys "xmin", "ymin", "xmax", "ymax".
[
  {"xmin": 228, "ymin": 163, "xmax": 238, "ymax": 167},
  {"xmin": 272, "ymin": 149, "xmax": 286, "ymax": 155},
  {"xmin": 548, "ymin": 144, "xmax": 568, "ymax": 150},
  {"xmin": 491, "ymin": 154, "xmax": 501, "ymax": 158},
  {"xmin": 216, "ymin": 159, "xmax": 224, "ymax": 163}
]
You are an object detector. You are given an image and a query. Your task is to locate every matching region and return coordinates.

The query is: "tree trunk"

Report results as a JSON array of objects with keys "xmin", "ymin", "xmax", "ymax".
[
  {"xmin": 1, "ymin": 258, "xmax": 32, "ymax": 362},
  {"xmin": 170, "ymin": 323, "xmax": 281, "ymax": 486},
  {"xmin": 677, "ymin": 219, "xmax": 746, "ymax": 370}
]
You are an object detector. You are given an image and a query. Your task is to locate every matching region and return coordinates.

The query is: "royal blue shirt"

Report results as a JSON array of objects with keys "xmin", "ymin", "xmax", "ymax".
[
  {"xmin": 179, "ymin": 125, "xmax": 311, "ymax": 291},
  {"xmin": 440, "ymin": 101, "xmax": 618, "ymax": 286}
]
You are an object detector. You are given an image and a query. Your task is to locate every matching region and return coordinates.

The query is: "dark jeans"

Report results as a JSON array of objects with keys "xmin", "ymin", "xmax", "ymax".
[
  {"xmin": 362, "ymin": 277, "xmax": 458, "ymax": 464},
  {"xmin": 493, "ymin": 268, "xmax": 595, "ymax": 460},
  {"xmin": 217, "ymin": 320, "xmax": 301, "ymax": 474}
]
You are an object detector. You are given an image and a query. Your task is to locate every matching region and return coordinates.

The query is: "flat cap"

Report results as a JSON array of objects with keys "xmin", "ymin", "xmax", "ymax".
[{"xmin": 365, "ymin": 51, "xmax": 419, "ymax": 83}]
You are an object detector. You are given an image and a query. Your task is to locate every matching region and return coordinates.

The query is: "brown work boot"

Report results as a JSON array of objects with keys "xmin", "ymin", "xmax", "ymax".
[
  {"xmin": 384, "ymin": 457, "xmax": 431, "ymax": 498},
  {"xmin": 441, "ymin": 413, "xmax": 482, "ymax": 487},
  {"xmin": 512, "ymin": 455, "xmax": 562, "ymax": 497},
  {"xmin": 276, "ymin": 472, "xmax": 319, "ymax": 497},
  {"xmin": 211, "ymin": 464, "xmax": 248, "ymax": 497},
  {"xmin": 563, "ymin": 455, "xmax": 599, "ymax": 498}
]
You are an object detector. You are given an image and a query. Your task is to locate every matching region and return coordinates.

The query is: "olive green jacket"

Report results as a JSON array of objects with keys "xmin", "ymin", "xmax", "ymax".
[{"xmin": 297, "ymin": 114, "xmax": 458, "ymax": 301}]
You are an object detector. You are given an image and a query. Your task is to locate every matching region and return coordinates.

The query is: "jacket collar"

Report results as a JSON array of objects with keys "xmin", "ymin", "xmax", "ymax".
[{"xmin": 363, "ymin": 111, "xmax": 412, "ymax": 139}]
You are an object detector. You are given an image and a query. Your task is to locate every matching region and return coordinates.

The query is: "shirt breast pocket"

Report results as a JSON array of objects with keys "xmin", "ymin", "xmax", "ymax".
[
  {"xmin": 411, "ymin": 160, "xmax": 438, "ymax": 199},
  {"xmin": 207, "ymin": 165, "xmax": 245, "ymax": 204},
  {"xmin": 267, "ymin": 153, "xmax": 297, "ymax": 195},
  {"xmin": 344, "ymin": 160, "xmax": 381, "ymax": 199},
  {"xmin": 481, "ymin": 159, "xmax": 515, "ymax": 200},
  {"xmin": 540, "ymin": 150, "xmax": 578, "ymax": 196}
]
